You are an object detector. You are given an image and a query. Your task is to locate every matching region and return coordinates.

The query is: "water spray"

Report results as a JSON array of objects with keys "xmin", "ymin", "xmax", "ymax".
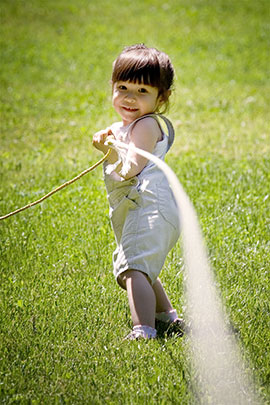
[{"xmin": 106, "ymin": 137, "xmax": 259, "ymax": 405}]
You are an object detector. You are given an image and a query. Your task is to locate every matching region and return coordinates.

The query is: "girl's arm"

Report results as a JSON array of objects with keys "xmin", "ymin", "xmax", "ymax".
[{"xmin": 115, "ymin": 117, "xmax": 162, "ymax": 180}]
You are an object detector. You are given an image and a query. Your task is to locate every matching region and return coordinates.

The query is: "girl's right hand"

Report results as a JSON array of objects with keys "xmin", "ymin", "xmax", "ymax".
[
  {"xmin": 92, "ymin": 128, "xmax": 119, "ymax": 165},
  {"xmin": 92, "ymin": 128, "xmax": 113, "ymax": 153}
]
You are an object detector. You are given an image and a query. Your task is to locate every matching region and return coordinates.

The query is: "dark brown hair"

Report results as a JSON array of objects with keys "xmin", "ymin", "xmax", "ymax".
[{"xmin": 111, "ymin": 44, "xmax": 174, "ymax": 110}]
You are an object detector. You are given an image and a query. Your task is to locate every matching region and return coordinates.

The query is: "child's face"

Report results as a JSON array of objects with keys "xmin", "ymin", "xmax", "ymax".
[{"xmin": 112, "ymin": 81, "xmax": 162, "ymax": 126}]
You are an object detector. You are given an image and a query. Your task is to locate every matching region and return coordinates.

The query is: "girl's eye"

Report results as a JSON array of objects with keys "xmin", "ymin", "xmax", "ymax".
[
  {"xmin": 138, "ymin": 88, "xmax": 147, "ymax": 93},
  {"xmin": 118, "ymin": 85, "xmax": 127, "ymax": 90}
]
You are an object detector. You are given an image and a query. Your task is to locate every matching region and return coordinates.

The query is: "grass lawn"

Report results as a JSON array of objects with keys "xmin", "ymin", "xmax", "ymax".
[{"xmin": 0, "ymin": 0, "xmax": 269, "ymax": 403}]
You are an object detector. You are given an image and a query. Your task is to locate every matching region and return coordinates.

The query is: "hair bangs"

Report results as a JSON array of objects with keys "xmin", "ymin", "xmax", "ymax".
[{"xmin": 112, "ymin": 53, "xmax": 161, "ymax": 88}]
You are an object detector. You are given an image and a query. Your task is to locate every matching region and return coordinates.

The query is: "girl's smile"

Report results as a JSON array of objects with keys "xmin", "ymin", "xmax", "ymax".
[
  {"xmin": 112, "ymin": 81, "xmax": 162, "ymax": 125},
  {"xmin": 122, "ymin": 106, "xmax": 138, "ymax": 112}
]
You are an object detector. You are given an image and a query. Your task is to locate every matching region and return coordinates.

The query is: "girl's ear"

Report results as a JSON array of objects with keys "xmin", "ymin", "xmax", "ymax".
[
  {"xmin": 157, "ymin": 90, "xmax": 171, "ymax": 110},
  {"xmin": 159, "ymin": 90, "xmax": 171, "ymax": 104},
  {"xmin": 164, "ymin": 89, "xmax": 172, "ymax": 100}
]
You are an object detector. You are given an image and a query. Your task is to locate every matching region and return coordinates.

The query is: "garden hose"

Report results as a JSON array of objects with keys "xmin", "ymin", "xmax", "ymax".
[{"xmin": 0, "ymin": 149, "xmax": 111, "ymax": 221}]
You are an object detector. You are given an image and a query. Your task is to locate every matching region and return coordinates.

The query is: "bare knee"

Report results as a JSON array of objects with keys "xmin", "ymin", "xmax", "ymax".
[{"xmin": 118, "ymin": 269, "xmax": 150, "ymax": 289}]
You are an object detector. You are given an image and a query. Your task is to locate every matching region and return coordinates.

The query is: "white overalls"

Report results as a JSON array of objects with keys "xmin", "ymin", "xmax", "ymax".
[{"xmin": 103, "ymin": 114, "xmax": 180, "ymax": 288}]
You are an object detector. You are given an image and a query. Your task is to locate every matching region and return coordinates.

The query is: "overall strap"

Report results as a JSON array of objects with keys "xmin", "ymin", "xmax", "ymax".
[
  {"xmin": 155, "ymin": 114, "xmax": 175, "ymax": 151},
  {"xmin": 128, "ymin": 114, "xmax": 175, "ymax": 152}
]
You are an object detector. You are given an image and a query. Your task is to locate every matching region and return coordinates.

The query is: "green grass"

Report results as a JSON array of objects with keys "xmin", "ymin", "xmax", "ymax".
[{"xmin": 0, "ymin": 0, "xmax": 269, "ymax": 403}]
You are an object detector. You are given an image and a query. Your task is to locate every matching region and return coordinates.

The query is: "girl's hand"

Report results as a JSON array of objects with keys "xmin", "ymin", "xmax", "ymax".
[
  {"xmin": 92, "ymin": 128, "xmax": 113, "ymax": 153},
  {"xmin": 92, "ymin": 128, "xmax": 118, "ymax": 164}
]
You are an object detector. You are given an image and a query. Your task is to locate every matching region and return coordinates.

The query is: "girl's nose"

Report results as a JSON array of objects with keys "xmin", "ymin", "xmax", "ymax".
[{"xmin": 125, "ymin": 92, "xmax": 136, "ymax": 102}]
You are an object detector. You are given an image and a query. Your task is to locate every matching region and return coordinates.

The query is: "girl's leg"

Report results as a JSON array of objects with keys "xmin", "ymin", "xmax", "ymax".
[
  {"xmin": 153, "ymin": 278, "xmax": 179, "ymax": 324},
  {"xmin": 121, "ymin": 270, "xmax": 156, "ymax": 328},
  {"xmin": 152, "ymin": 278, "xmax": 173, "ymax": 313}
]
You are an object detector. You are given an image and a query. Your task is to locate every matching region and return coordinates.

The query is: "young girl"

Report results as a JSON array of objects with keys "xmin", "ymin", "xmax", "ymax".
[{"xmin": 92, "ymin": 44, "xmax": 184, "ymax": 340}]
